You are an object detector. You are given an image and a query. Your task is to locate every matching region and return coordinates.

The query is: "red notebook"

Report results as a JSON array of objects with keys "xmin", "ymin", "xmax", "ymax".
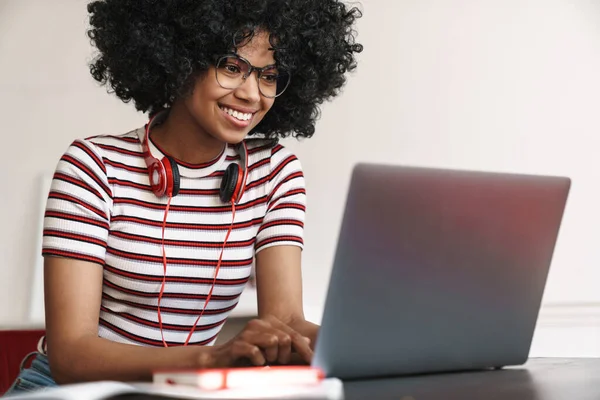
[{"xmin": 153, "ymin": 365, "xmax": 324, "ymax": 391}]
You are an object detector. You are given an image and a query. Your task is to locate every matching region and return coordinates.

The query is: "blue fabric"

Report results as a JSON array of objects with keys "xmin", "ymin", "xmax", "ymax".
[{"xmin": 3, "ymin": 353, "xmax": 57, "ymax": 397}]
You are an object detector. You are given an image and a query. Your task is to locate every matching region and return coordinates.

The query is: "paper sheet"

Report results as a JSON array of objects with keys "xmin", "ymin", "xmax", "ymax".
[
  {"xmin": 5, "ymin": 378, "xmax": 344, "ymax": 400},
  {"xmin": 5, "ymin": 381, "xmax": 139, "ymax": 400}
]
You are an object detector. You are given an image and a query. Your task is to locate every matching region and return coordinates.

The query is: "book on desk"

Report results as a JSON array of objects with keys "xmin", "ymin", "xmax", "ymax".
[{"xmin": 6, "ymin": 366, "xmax": 342, "ymax": 400}]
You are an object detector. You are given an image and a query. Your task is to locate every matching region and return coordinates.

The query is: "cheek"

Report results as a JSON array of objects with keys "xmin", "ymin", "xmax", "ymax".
[
  {"xmin": 262, "ymin": 99, "xmax": 276, "ymax": 114},
  {"xmin": 186, "ymin": 89, "xmax": 227, "ymax": 118},
  {"xmin": 253, "ymin": 100, "xmax": 275, "ymax": 125},
  {"xmin": 189, "ymin": 73, "xmax": 229, "ymax": 107}
]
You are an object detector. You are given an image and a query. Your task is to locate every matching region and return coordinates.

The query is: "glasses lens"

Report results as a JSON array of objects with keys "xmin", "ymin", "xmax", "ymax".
[
  {"xmin": 215, "ymin": 55, "xmax": 291, "ymax": 98},
  {"xmin": 216, "ymin": 56, "xmax": 249, "ymax": 90},
  {"xmin": 258, "ymin": 66, "xmax": 290, "ymax": 98}
]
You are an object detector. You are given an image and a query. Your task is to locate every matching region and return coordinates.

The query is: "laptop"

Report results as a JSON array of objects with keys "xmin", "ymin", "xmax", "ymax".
[{"xmin": 312, "ymin": 163, "xmax": 571, "ymax": 380}]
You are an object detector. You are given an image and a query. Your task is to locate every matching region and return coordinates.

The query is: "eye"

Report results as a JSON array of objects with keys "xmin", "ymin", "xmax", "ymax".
[
  {"xmin": 223, "ymin": 63, "xmax": 242, "ymax": 75},
  {"xmin": 261, "ymin": 73, "xmax": 279, "ymax": 84}
]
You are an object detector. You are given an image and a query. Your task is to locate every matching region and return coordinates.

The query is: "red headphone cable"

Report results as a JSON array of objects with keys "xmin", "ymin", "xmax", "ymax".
[
  {"xmin": 184, "ymin": 199, "xmax": 236, "ymax": 346},
  {"xmin": 157, "ymin": 195, "xmax": 172, "ymax": 348},
  {"xmin": 157, "ymin": 198, "xmax": 237, "ymax": 348}
]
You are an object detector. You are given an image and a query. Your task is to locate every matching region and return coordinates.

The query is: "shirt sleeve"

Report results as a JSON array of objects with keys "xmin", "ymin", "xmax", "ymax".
[
  {"xmin": 255, "ymin": 144, "xmax": 306, "ymax": 253},
  {"xmin": 42, "ymin": 139, "xmax": 113, "ymax": 265}
]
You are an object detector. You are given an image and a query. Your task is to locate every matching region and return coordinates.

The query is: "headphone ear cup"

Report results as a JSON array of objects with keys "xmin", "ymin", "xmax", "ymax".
[
  {"xmin": 148, "ymin": 158, "xmax": 166, "ymax": 197},
  {"xmin": 232, "ymin": 162, "xmax": 244, "ymax": 202},
  {"xmin": 220, "ymin": 163, "xmax": 239, "ymax": 203},
  {"xmin": 166, "ymin": 156, "xmax": 180, "ymax": 197}
]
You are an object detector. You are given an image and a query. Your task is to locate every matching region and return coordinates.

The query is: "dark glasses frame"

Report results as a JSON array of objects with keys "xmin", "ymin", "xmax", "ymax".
[{"xmin": 214, "ymin": 53, "xmax": 291, "ymax": 99}]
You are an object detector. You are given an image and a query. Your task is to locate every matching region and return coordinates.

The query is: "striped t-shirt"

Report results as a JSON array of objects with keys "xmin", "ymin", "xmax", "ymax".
[{"xmin": 42, "ymin": 126, "xmax": 306, "ymax": 347}]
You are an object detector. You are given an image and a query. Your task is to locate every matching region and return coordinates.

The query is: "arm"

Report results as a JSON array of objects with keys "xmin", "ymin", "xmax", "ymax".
[
  {"xmin": 44, "ymin": 256, "xmax": 211, "ymax": 384},
  {"xmin": 46, "ymin": 254, "xmax": 310, "ymax": 379},
  {"xmin": 42, "ymin": 140, "xmax": 212, "ymax": 383},
  {"xmin": 255, "ymin": 245, "xmax": 320, "ymax": 350},
  {"xmin": 250, "ymin": 143, "xmax": 318, "ymax": 362}
]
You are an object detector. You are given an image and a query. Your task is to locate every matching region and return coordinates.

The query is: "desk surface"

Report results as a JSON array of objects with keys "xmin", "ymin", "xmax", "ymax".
[
  {"xmin": 107, "ymin": 358, "xmax": 600, "ymax": 400},
  {"xmin": 344, "ymin": 357, "xmax": 600, "ymax": 400}
]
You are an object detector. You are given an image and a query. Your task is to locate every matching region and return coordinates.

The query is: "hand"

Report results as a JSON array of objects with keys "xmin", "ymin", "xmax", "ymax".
[{"xmin": 208, "ymin": 316, "xmax": 313, "ymax": 367}]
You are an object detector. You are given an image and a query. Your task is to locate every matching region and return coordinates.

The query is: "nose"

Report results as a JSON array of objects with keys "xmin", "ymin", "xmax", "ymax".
[{"xmin": 234, "ymin": 72, "xmax": 261, "ymax": 104}]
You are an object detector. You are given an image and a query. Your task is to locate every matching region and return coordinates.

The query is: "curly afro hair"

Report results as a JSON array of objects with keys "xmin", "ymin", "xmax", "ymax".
[{"xmin": 86, "ymin": 0, "xmax": 363, "ymax": 139}]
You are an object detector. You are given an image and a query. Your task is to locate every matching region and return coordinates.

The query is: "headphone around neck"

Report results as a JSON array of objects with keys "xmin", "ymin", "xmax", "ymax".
[
  {"xmin": 141, "ymin": 110, "xmax": 250, "ymax": 347},
  {"xmin": 141, "ymin": 111, "xmax": 249, "ymax": 203}
]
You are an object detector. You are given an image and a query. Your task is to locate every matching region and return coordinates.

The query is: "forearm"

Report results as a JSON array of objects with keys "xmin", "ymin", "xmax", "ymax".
[{"xmin": 48, "ymin": 334, "xmax": 212, "ymax": 384}]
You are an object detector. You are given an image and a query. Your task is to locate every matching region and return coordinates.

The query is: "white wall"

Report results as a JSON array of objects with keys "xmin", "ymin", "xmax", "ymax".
[
  {"xmin": 0, "ymin": 0, "xmax": 147, "ymax": 324},
  {"xmin": 1, "ymin": 0, "xmax": 599, "ymax": 355}
]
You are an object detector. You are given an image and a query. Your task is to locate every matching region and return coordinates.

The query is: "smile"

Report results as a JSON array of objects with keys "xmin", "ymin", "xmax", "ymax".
[{"xmin": 219, "ymin": 105, "xmax": 254, "ymax": 122}]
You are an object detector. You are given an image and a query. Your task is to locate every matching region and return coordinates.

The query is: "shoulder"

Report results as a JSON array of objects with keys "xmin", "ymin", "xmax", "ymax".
[
  {"xmin": 62, "ymin": 129, "xmax": 141, "ymax": 155},
  {"xmin": 60, "ymin": 129, "xmax": 143, "ymax": 167},
  {"xmin": 55, "ymin": 129, "xmax": 142, "ymax": 179},
  {"xmin": 82, "ymin": 129, "xmax": 142, "ymax": 154},
  {"xmin": 243, "ymin": 138, "xmax": 303, "ymax": 175}
]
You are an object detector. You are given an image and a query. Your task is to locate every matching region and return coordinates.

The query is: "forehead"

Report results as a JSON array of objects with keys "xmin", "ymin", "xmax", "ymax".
[{"xmin": 235, "ymin": 31, "xmax": 275, "ymax": 66}]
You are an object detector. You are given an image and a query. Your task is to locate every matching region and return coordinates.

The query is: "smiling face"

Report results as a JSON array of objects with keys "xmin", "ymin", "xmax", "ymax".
[{"xmin": 183, "ymin": 30, "xmax": 277, "ymax": 144}]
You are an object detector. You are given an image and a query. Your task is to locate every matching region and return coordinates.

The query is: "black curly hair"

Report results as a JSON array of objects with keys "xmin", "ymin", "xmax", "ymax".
[{"xmin": 86, "ymin": 0, "xmax": 363, "ymax": 139}]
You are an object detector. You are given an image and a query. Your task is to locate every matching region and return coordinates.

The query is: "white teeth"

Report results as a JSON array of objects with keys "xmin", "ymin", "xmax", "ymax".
[{"xmin": 221, "ymin": 106, "xmax": 252, "ymax": 122}]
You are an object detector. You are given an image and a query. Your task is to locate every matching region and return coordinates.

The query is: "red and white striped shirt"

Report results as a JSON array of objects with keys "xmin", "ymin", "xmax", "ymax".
[{"xmin": 42, "ymin": 127, "xmax": 306, "ymax": 347}]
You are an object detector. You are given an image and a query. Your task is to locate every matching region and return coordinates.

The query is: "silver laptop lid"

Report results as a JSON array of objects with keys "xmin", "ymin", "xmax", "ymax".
[{"xmin": 313, "ymin": 163, "xmax": 571, "ymax": 380}]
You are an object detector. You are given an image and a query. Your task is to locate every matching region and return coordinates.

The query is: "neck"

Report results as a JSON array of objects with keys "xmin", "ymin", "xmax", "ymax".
[{"xmin": 149, "ymin": 104, "xmax": 225, "ymax": 165}]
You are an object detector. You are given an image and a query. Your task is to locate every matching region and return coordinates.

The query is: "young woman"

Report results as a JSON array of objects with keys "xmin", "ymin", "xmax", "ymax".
[{"xmin": 5, "ymin": 0, "xmax": 362, "ymax": 395}]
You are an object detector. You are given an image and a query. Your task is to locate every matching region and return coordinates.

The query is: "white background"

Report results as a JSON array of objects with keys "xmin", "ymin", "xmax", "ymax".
[{"xmin": 1, "ymin": 0, "xmax": 599, "ymax": 356}]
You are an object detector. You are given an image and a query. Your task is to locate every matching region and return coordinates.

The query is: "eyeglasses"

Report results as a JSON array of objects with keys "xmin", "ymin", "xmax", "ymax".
[{"xmin": 215, "ymin": 54, "xmax": 291, "ymax": 99}]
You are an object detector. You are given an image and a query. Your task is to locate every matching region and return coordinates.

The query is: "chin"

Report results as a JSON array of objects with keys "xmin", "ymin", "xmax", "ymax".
[{"xmin": 212, "ymin": 129, "xmax": 253, "ymax": 145}]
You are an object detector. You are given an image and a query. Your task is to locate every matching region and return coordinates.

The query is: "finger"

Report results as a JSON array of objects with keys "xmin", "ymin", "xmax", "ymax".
[
  {"xmin": 276, "ymin": 330, "xmax": 292, "ymax": 365},
  {"xmin": 232, "ymin": 340, "xmax": 266, "ymax": 366},
  {"xmin": 244, "ymin": 319, "xmax": 293, "ymax": 364},
  {"xmin": 263, "ymin": 333, "xmax": 279, "ymax": 364},
  {"xmin": 265, "ymin": 318, "xmax": 313, "ymax": 363},
  {"xmin": 243, "ymin": 330, "xmax": 281, "ymax": 363},
  {"xmin": 289, "ymin": 332, "xmax": 313, "ymax": 363}
]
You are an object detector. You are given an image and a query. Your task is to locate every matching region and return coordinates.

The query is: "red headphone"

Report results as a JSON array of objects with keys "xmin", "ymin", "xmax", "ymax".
[{"xmin": 142, "ymin": 111, "xmax": 248, "ymax": 202}]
